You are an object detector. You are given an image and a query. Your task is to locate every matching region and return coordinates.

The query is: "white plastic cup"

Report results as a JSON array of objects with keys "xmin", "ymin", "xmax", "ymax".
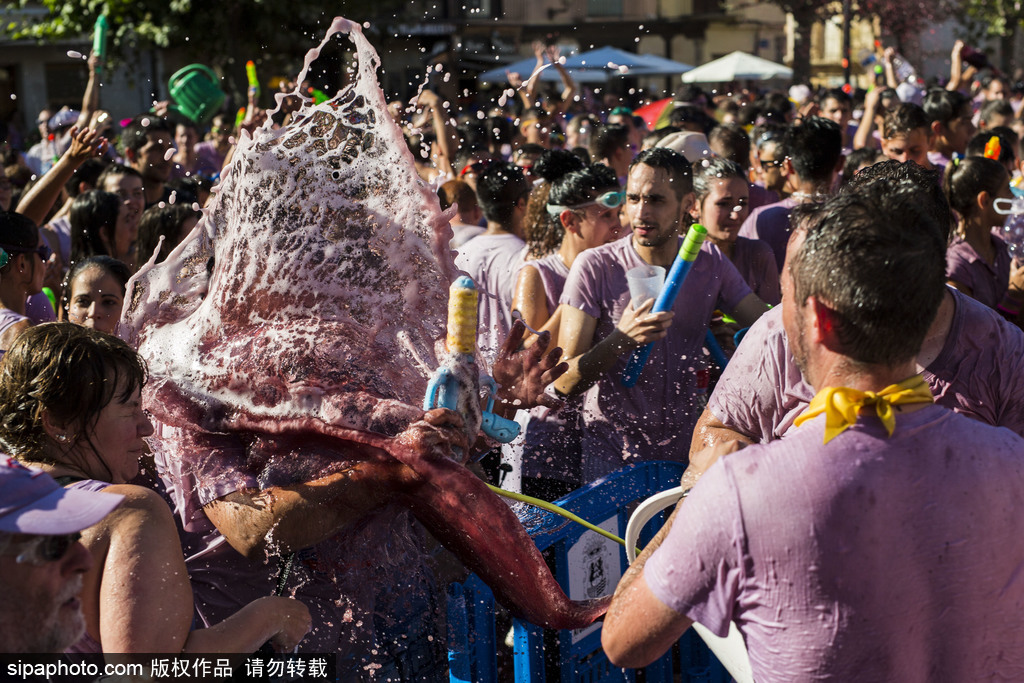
[{"xmin": 626, "ymin": 265, "xmax": 665, "ymax": 308}]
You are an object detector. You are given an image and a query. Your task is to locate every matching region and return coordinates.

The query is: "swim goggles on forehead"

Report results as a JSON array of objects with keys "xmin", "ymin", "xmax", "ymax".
[{"xmin": 547, "ymin": 190, "xmax": 626, "ymax": 217}]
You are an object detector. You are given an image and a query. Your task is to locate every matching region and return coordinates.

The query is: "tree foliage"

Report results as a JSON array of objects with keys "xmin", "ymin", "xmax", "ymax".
[
  {"xmin": 858, "ymin": 0, "xmax": 957, "ymax": 51},
  {"xmin": 8, "ymin": 0, "xmax": 405, "ymax": 70}
]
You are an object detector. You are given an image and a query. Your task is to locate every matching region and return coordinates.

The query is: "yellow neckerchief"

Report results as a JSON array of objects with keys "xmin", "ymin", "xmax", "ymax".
[{"xmin": 793, "ymin": 374, "xmax": 934, "ymax": 444}]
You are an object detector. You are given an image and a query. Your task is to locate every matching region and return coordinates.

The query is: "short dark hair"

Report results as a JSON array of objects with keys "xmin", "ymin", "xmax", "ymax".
[
  {"xmin": 96, "ymin": 163, "xmax": 143, "ymax": 191},
  {"xmin": 792, "ymin": 182, "xmax": 946, "ymax": 366},
  {"xmin": 590, "ymin": 124, "xmax": 630, "ymax": 161},
  {"xmin": 707, "ymin": 124, "xmax": 750, "ymax": 169},
  {"xmin": 0, "ymin": 323, "xmax": 147, "ymax": 473},
  {"xmin": 840, "ymin": 148, "xmax": 881, "ymax": 186},
  {"xmin": 820, "ymin": 87, "xmax": 852, "ymax": 108},
  {"xmin": 845, "ymin": 159, "xmax": 953, "ymax": 244},
  {"xmin": 120, "ymin": 115, "xmax": 172, "ymax": 157},
  {"xmin": 882, "ymin": 103, "xmax": 930, "ymax": 139},
  {"xmin": 923, "ymin": 88, "xmax": 971, "ymax": 127},
  {"xmin": 63, "ymin": 157, "xmax": 109, "ymax": 198},
  {"xmin": 669, "ymin": 105, "xmax": 714, "ymax": 134},
  {"xmin": 943, "ymin": 156, "xmax": 1009, "ymax": 219},
  {"xmin": 476, "ymin": 161, "xmax": 529, "ymax": 225},
  {"xmin": 629, "ymin": 147, "xmax": 693, "ymax": 199},
  {"xmin": 784, "ymin": 116, "xmax": 842, "ymax": 183},
  {"xmin": 0, "ymin": 211, "xmax": 40, "ymax": 275},
  {"xmin": 69, "ymin": 189, "xmax": 120, "ymax": 263}
]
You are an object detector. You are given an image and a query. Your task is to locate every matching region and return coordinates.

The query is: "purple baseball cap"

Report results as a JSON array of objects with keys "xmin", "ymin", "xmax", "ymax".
[{"xmin": 0, "ymin": 456, "xmax": 123, "ymax": 535}]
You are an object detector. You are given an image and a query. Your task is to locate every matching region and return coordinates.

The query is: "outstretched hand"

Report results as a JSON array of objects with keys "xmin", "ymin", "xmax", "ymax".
[
  {"xmin": 492, "ymin": 319, "xmax": 567, "ymax": 410},
  {"xmin": 65, "ymin": 126, "xmax": 107, "ymax": 164}
]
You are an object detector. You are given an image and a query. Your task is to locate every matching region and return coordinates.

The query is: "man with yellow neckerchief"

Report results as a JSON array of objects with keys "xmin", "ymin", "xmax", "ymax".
[{"xmin": 603, "ymin": 181, "xmax": 1024, "ymax": 680}]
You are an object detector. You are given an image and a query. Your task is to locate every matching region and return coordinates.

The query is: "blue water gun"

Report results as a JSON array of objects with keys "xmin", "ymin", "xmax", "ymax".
[
  {"xmin": 622, "ymin": 223, "xmax": 707, "ymax": 387},
  {"xmin": 424, "ymin": 276, "xmax": 520, "ymax": 449}
]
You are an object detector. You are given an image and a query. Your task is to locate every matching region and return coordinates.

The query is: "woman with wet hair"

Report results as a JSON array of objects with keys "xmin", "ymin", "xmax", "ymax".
[
  {"xmin": 943, "ymin": 157, "xmax": 1021, "ymax": 311},
  {"xmin": 0, "ymin": 211, "xmax": 49, "ymax": 354},
  {"xmin": 691, "ymin": 157, "xmax": 780, "ymax": 305},
  {"xmin": 0, "ymin": 323, "xmax": 312, "ymax": 654},
  {"xmin": 511, "ymin": 163, "xmax": 625, "ymax": 500},
  {"xmin": 59, "ymin": 255, "xmax": 131, "ymax": 336}
]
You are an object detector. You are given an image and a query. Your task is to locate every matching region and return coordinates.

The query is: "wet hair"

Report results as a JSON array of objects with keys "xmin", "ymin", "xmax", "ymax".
[
  {"xmin": 476, "ymin": 161, "xmax": 530, "ymax": 225},
  {"xmin": 528, "ymin": 164, "xmax": 619, "ymax": 259},
  {"xmin": 943, "ymin": 156, "xmax": 1008, "ymax": 220},
  {"xmin": 841, "ymin": 148, "xmax": 881, "ymax": 186},
  {"xmin": 791, "ymin": 182, "xmax": 946, "ymax": 366},
  {"xmin": 882, "ymin": 103, "xmax": 930, "ymax": 139},
  {"xmin": 137, "ymin": 203, "xmax": 200, "ymax": 264},
  {"xmin": 707, "ymin": 124, "xmax": 750, "ymax": 169},
  {"xmin": 965, "ymin": 129, "xmax": 1018, "ymax": 168},
  {"xmin": 693, "ymin": 158, "xmax": 746, "ymax": 204},
  {"xmin": 69, "ymin": 189, "xmax": 120, "ymax": 263},
  {"xmin": 845, "ymin": 159, "xmax": 952, "ymax": 244},
  {"xmin": 923, "ymin": 88, "xmax": 971, "ymax": 128},
  {"xmin": 59, "ymin": 256, "xmax": 132, "ymax": 321},
  {"xmin": 980, "ymin": 99, "xmax": 1014, "ymax": 128},
  {"xmin": 784, "ymin": 116, "xmax": 842, "ymax": 183},
  {"xmin": 629, "ymin": 147, "xmax": 693, "ymax": 199},
  {"xmin": 751, "ymin": 122, "xmax": 787, "ymax": 153},
  {"xmin": 120, "ymin": 115, "xmax": 172, "ymax": 157},
  {"xmin": 590, "ymin": 124, "xmax": 630, "ymax": 161},
  {"xmin": 96, "ymin": 163, "xmax": 143, "ymax": 191},
  {"xmin": 523, "ymin": 150, "xmax": 587, "ymax": 258},
  {"xmin": 0, "ymin": 323, "xmax": 147, "ymax": 472}
]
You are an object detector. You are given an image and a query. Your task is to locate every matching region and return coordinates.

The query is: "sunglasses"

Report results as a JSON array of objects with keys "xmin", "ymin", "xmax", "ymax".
[
  {"xmin": 3, "ymin": 532, "xmax": 82, "ymax": 565},
  {"xmin": 0, "ymin": 242, "xmax": 53, "ymax": 261},
  {"xmin": 759, "ymin": 158, "xmax": 786, "ymax": 168},
  {"xmin": 547, "ymin": 190, "xmax": 626, "ymax": 216}
]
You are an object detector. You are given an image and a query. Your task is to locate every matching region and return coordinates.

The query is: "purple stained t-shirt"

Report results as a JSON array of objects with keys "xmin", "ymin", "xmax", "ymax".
[
  {"xmin": 708, "ymin": 287, "xmax": 1024, "ymax": 441},
  {"xmin": 730, "ymin": 236, "xmax": 781, "ymax": 306},
  {"xmin": 645, "ymin": 404, "xmax": 1024, "ymax": 682},
  {"xmin": 518, "ymin": 253, "xmax": 581, "ymax": 482},
  {"xmin": 945, "ymin": 232, "xmax": 1011, "ymax": 311},
  {"xmin": 738, "ymin": 196, "xmax": 799, "ymax": 273},
  {"xmin": 455, "ymin": 232, "xmax": 525, "ymax": 366},
  {"xmin": 560, "ymin": 233, "xmax": 751, "ymax": 481}
]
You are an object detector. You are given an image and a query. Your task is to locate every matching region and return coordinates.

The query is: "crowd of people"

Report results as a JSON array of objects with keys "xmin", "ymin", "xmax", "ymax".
[{"xmin": 1, "ymin": 29, "xmax": 1024, "ymax": 681}]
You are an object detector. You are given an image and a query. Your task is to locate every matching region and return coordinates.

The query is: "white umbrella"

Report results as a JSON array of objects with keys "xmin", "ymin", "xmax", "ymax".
[{"xmin": 681, "ymin": 51, "xmax": 792, "ymax": 83}]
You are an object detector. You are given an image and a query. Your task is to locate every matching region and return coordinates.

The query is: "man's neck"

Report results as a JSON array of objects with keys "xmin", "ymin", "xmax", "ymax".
[
  {"xmin": 484, "ymin": 220, "xmax": 520, "ymax": 239},
  {"xmin": 632, "ymin": 233, "xmax": 680, "ymax": 268},
  {"xmin": 810, "ymin": 354, "xmax": 921, "ymax": 395}
]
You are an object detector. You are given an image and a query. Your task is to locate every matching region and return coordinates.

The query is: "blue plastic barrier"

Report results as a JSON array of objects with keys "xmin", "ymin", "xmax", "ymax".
[{"xmin": 447, "ymin": 461, "xmax": 729, "ymax": 682}]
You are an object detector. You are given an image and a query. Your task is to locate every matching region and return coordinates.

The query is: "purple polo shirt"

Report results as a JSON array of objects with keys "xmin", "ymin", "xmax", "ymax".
[
  {"xmin": 946, "ymin": 233, "xmax": 1011, "ymax": 310},
  {"xmin": 738, "ymin": 197, "xmax": 799, "ymax": 272},
  {"xmin": 560, "ymin": 233, "xmax": 751, "ymax": 481}
]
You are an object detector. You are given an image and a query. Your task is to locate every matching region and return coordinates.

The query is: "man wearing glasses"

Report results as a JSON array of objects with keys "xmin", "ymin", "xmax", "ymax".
[
  {"xmin": 0, "ymin": 457, "xmax": 123, "ymax": 653},
  {"xmin": 556, "ymin": 148, "xmax": 768, "ymax": 483}
]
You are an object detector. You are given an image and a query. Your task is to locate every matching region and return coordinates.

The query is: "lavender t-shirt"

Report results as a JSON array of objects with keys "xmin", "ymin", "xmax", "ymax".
[
  {"xmin": 454, "ymin": 232, "xmax": 525, "ymax": 366},
  {"xmin": 645, "ymin": 405, "xmax": 1024, "ymax": 682},
  {"xmin": 708, "ymin": 288, "xmax": 1024, "ymax": 441},
  {"xmin": 560, "ymin": 234, "xmax": 751, "ymax": 481},
  {"xmin": 731, "ymin": 236, "xmax": 781, "ymax": 306},
  {"xmin": 946, "ymin": 233, "xmax": 1011, "ymax": 310},
  {"xmin": 738, "ymin": 197, "xmax": 799, "ymax": 272},
  {"xmin": 519, "ymin": 253, "xmax": 580, "ymax": 482}
]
